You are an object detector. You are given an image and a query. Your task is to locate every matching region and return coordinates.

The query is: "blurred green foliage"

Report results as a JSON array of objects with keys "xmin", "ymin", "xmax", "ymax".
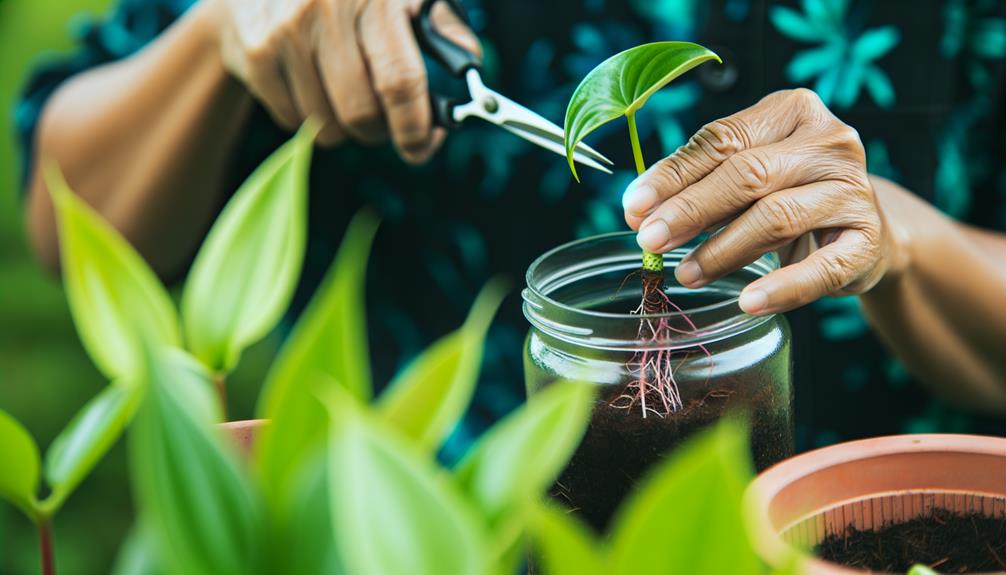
[{"xmin": 0, "ymin": 2, "xmax": 276, "ymax": 571}]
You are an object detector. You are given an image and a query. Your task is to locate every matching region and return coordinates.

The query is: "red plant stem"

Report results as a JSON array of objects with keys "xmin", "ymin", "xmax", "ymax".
[
  {"xmin": 38, "ymin": 520, "xmax": 54, "ymax": 575},
  {"xmin": 213, "ymin": 373, "xmax": 228, "ymax": 421}
]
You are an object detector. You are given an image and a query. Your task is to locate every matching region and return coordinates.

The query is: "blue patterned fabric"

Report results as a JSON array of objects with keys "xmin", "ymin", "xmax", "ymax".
[{"xmin": 16, "ymin": 0, "xmax": 1006, "ymax": 454}]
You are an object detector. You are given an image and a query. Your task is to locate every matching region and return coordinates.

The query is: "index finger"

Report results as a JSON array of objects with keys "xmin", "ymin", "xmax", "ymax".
[
  {"xmin": 624, "ymin": 89, "xmax": 824, "ymax": 227},
  {"xmin": 358, "ymin": 0, "xmax": 436, "ymax": 164}
]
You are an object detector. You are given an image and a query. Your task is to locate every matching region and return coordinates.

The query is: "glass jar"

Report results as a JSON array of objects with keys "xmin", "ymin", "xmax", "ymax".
[{"xmin": 523, "ymin": 232, "xmax": 793, "ymax": 530}]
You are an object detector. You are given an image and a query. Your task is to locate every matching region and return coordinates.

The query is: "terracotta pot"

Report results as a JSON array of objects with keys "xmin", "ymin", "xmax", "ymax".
[
  {"xmin": 218, "ymin": 419, "xmax": 269, "ymax": 459},
  {"xmin": 745, "ymin": 434, "xmax": 1006, "ymax": 575}
]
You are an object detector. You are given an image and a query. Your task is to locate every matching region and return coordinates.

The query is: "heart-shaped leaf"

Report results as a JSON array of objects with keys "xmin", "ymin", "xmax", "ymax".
[
  {"xmin": 130, "ymin": 345, "xmax": 261, "ymax": 575},
  {"xmin": 454, "ymin": 381, "xmax": 594, "ymax": 529},
  {"xmin": 43, "ymin": 381, "xmax": 140, "ymax": 512},
  {"xmin": 182, "ymin": 121, "xmax": 317, "ymax": 373},
  {"xmin": 607, "ymin": 417, "xmax": 759, "ymax": 575},
  {"xmin": 0, "ymin": 409, "xmax": 40, "ymax": 519},
  {"xmin": 377, "ymin": 278, "xmax": 506, "ymax": 451},
  {"xmin": 529, "ymin": 503, "xmax": 604, "ymax": 575},
  {"xmin": 255, "ymin": 209, "xmax": 377, "ymax": 507},
  {"xmin": 47, "ymin": 164, "xmax": 180, "ymax": 381},
  {"xmin": 325, "ymin": 386, "xmax": 489, "ymax": 575},
  {"xmin": 563, "ymin": 42, "xmax": 720, "ymax": 180}
]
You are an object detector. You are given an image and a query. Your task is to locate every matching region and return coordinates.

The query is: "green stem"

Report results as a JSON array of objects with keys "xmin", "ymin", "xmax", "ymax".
[
  {"xmin": 626, "ymin": 112, "xmax": 663, "ymax": 273},
  {"xmin": 213, "ymin": 373, "xmax": 228, "ymax": 421},
  {"xmin": 626, "ymin": 112, "xmax": 646, "ymax": 177}
]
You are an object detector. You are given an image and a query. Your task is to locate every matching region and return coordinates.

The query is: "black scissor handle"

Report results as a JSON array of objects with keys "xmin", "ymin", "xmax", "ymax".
[
  {"xmin": 412, "ymin": 0, "xmax": 480, "ymax": 128},
  {"xmin": 412, "ymin": 0, "xmax": 481, "ymax": 76}
]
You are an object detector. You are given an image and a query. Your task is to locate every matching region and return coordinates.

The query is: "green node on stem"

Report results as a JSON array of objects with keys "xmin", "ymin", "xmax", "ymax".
[{"xmin": 642, "ymin": 251, "xmax": 664, "ymax": 273}]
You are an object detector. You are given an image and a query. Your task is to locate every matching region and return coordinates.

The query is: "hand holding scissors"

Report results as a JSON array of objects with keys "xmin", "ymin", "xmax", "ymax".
[{"xmin": 412, "ymin": 0, "xmax": 613, "ymax": 173}]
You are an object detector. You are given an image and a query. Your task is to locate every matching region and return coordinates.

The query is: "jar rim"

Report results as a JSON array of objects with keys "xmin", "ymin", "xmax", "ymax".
[{"xmin": 522, "ymin": 231, "xmax": 780, "ymax": 350}]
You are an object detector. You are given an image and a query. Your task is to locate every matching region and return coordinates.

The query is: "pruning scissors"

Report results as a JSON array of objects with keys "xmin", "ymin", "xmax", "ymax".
[{"xmin": 411, "ymin": 0, "xmax": 614, "ymax": 174}]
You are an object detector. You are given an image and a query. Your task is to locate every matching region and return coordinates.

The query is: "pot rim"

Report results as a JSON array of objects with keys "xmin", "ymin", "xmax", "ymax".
[{"xmin": 745, "ymin": 434, "xmax": 1006, "ymax": 575}]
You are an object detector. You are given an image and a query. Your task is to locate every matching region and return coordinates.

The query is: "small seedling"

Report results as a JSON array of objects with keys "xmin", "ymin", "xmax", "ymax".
[{"xmin": 563, "ymin": 42, "xmax": 721, "ymax": 417}]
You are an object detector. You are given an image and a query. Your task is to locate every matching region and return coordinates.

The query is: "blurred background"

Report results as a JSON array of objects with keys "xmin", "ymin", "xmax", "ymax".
[{"xmin": 0, "ymin": 2, "xmax": 275, "ymax": 571}]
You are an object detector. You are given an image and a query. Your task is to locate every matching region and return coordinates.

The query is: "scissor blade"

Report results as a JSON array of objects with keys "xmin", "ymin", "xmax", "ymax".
[
  {"xmin": 500, "ymin": 123, "xmax": 612, "ymax": 174},
  {"xmin": 453, "ymin": 70, "xmax": 614, "ymax": 173},
  {"xmin": 501, "ymin": 118, "xmax": 614, "ymax": 168}
]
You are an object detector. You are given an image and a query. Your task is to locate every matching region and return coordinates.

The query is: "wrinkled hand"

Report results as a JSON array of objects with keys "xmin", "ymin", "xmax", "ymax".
[
  {"xmin": 210, "ymin": 0, "xmax": 479, "ymax": 163},
  {"xmin": 623, "ymin": 88, "xmax": 895, "ymax": 315}
]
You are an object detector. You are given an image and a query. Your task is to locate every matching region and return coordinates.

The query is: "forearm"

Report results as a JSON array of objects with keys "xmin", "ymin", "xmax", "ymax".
[
  {"xmin": 25, "ymin": 0, "xmax": 253, "ymax": 278},
  {"xmin": 860, "ymin": 176, "xmax": 1006, "ymax": 413}
]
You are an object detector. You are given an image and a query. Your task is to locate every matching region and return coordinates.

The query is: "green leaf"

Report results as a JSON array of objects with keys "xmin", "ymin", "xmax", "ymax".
[
  {"xmin": 130, "ymin": 345, "xmax": 261, "ymax": 575},
  {"xmin": 378, "ymin": 279, "xmax": 506, "ymax": 450},
  {"xmin": 46, "ymin": 164, "xmax": 180, "ymax": 381},
  {"xmin": 0, "ymin": 409, "xmax": 40, "ymax": 519},
  {"xmin": 563, "ymin": 42, "xmax": 720, "ymax": 180},
  {"xmin": 607, "ymin": 418, "xmax": 760, "ymax": 575},
  {"xmin": 111, "ymin": 524, "xmax": 163, "ymax": 575},
  {"xmin": 325, "ymin": 386, "xmax": 489, "ymax": 575},
  {"xmin": 255, "ymin": 210, "xmax": 378, "ymax": 506},
  {"xmin": 182, "ymin": 121, "xmax": 317, "ymax": 372},
  {"xmin": 43, "ymin": 382, "xmax": 139, "ymax": 512},
  {"xmin": 529, "ymin": 503, "xmax": 604, "ymax": 575},
  {"xmin": 454, "ymin": 381, "xmax": 594, "ymax": 528},
  {"xmin": 907, "ymin": 565, "xmax": 940, "ymax": 575},
  {"xmin": 267, "ymin": 458, "xmax": 343, "ymax": 573}
]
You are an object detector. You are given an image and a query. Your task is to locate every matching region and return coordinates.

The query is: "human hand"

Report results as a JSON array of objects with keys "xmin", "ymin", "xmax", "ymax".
[
  {"xmin": 623, "ymin": 89, "xmax": 896, "ymax": 315},
  {"xmin": 209, "ymin": 0, "xmax": 479, "ymax": 163}
]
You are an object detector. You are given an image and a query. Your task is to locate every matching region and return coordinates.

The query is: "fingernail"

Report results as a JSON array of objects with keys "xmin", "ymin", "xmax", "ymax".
[
  {"xmin": 622, "ymin": 181, "xmax": 657, "ymax": 215},
  {"xmin": 739, "ymin": 289, "xmax": 769, "ymax": 314},
  {"xmin": 676, "ymin": 259, "xmax": 703, "ymax": 286},
  {"xmin": 637, "ymin": 220, "xmax": 670, "ymax": 252}
]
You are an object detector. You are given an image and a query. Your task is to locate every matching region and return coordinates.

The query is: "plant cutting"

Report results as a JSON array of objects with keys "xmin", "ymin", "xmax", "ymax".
[
  {"xmin": 564, "ymin": 42, "xmax": 721, "ymax": 417},
  {"xmin": 523, "ymin": 42, "xmax": 793, "ymax": 530}
]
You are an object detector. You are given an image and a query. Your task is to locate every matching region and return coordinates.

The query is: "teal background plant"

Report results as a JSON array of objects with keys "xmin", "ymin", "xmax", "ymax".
[{"xmin": 770, "ymin": 0, "xmax": 899, "ymax": 109}]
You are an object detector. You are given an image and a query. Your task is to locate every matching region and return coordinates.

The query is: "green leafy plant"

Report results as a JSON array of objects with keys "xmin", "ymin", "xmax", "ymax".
[
  {"xmin": 117, "ymin": 206, "xmax": 595, "ymax": 574},
  {"xmin": 562, "ymin": 42, "xmax": 721, "ymax": 417},
  {"xmin": 19, "ymin": 117, "xmax": 599, "ymax": 574},
  {"xmin": 0, "ymin": 382, "xmax": 140, "ymax": 575},
  {"xmin": 0, "ymin": 121, "xmax": 313, "ymax": 573},
  {"xmin": 51, "ymin": 121, "xmax": 318, "ymax": 416}
]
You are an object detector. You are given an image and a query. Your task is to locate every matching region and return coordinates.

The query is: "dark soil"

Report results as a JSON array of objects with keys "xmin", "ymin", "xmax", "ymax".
[
  {"xmin": 815, "ymin": 509, "xmax": 1006, "ymax": 573},
  {"xmin": 552, "ymin": 378, "xmax": 793, "ymax": 531}
]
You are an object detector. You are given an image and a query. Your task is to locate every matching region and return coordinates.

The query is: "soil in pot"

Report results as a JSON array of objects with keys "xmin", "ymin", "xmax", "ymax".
[
  {"xmin": 815, "ymin": 509, "xmax": 1006, "ymax": 573},
  {"xmin": 527, "ymin": 275, "xmax": 793, "ymax": 531},
  {"xmin": 543, "ymin": 294, "xmax": 790, "ymax": 531},
  {"xmin": 550, "ymin": 376, "xmax": 791, "ymax": 531}
]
